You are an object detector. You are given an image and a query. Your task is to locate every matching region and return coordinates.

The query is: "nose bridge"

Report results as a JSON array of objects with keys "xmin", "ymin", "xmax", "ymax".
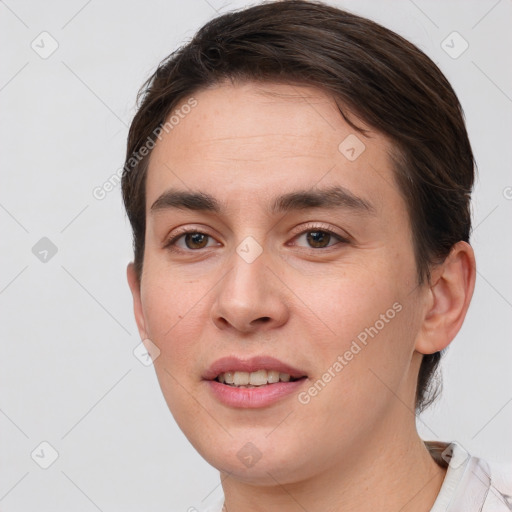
[
  {"xmin": 224, "ymin": 237, "xmax": 270, "ymax": 306},
  {"xmin": 212, "ymin": 235, "xmax": 288, "ymax": 331}
]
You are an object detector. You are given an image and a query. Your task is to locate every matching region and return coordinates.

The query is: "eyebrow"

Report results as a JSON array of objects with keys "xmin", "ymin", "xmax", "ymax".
[{"xmin": 150, "ymin": 185, "xmax": 375, "ymax": 216}]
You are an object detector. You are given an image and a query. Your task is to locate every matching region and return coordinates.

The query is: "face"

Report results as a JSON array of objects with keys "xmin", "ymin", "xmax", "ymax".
[{"xmin": 128, "ymin": 81, "xmax": 430, "ymax": 484}]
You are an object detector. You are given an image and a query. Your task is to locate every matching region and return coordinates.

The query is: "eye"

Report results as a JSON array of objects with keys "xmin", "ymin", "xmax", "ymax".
[
  {"xmin": 291, "ymin": 225, "xmax": 349, "ymax": 250},
  {"xmin": 164, "ymin": 230, "xmax": 219, "ymax": 252},
  {"xmin": 164, "ymin": 224, "xmax": 350, "ymax": 254}
]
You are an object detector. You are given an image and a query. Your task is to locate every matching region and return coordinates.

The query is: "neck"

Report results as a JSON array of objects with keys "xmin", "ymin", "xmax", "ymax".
[{"xmin": 220, "ymin": 406, "xmax": 446, "ymax": 512}]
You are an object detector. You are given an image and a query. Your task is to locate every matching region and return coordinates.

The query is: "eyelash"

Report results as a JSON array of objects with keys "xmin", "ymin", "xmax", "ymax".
[{"xmin": 163, "ymin": 223, "xmax": 350, "ymax": 254}]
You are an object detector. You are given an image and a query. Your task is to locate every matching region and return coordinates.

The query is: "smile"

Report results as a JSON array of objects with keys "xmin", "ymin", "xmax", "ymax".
[
  {"xmin": 205, "ymin": 356, "xmax": 308, "ymax": 408},
  {"xmin": 216, "ymin": 369, "xmax": 300, "ymax": 387}
]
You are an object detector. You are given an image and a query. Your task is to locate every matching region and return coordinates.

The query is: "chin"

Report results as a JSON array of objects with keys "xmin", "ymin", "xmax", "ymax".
[{"xmin": 190, "ymin": 430, "xmax": 320, "ymax": 486}]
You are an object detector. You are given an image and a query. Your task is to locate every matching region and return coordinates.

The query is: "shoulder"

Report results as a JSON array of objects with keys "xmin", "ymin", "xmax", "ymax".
[
  {"xmin": 427, "ymin": 441, "xmax": 512, "ymax": 512},
  {"xmin": 483, "ymin": 458, "xmax": 512, "ymax": 511}
]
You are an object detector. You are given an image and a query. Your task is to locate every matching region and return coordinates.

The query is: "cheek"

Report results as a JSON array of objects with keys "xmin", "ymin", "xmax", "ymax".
[
  {"xmin": 296, "ymin": 303, "xmax": 417, "ymax": 448},
  {"xmin": 140, "ymin": 267, "xmax": 208, "ymax": 370},
  {"xmin": 291, "ymin": 261, "xmax": 403, "ymax": 352},
  {"xmin": 294, "ymin": 260, "xmax": 417, "ymax": 401},
  {"xmin": 140, "ymin": 270, "xmax": 212, "ymax": 423}
]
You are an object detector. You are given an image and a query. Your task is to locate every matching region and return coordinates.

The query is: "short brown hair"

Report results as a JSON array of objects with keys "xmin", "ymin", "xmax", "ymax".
[{"xmin": 121, "ymin": 0, "xmax": 475, "ymax": 413}]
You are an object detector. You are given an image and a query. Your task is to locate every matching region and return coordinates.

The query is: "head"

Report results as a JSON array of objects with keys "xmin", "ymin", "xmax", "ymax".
[{"xmin": 123, "ymin": 0, "xmax": 475, "ymax": 483}]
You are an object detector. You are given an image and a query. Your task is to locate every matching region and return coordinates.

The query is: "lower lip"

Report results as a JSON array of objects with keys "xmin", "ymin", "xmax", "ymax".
[{"xmin": 206, "ymin": 379, "xmax": 306, "ymax": 408}]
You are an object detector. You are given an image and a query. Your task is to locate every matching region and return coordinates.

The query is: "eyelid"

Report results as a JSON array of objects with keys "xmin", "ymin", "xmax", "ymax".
[
  {"xmin": 164, "ymin": 222, "xmax": 352, "ymax": 252},
  {"xmin": 163, "ymin": 225, "xmax": 221, "ymax": 248},
  {"xmin": 289, "ymin": 222, "xmax": 352, "ymax": 243}
]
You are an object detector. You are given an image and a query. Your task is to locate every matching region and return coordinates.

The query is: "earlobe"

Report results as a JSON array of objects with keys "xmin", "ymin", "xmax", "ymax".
[
  {"xmin": 126, "ymin": 262, "xmax": 148, "ymax": 340},
  {"xmin": 415, "ymin": 242, "xmax": 476, "ymax": 355}
]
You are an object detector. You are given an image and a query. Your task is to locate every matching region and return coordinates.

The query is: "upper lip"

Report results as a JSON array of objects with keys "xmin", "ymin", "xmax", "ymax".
[{"xmin": 203, "ymin": 356, "xmax": 307, "ymax": 381}]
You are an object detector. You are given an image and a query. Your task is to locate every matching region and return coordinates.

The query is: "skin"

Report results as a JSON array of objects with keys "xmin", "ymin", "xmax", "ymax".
[{"xmin": 127, "ymin": 81, "xmax": 476, "ymax": 512}]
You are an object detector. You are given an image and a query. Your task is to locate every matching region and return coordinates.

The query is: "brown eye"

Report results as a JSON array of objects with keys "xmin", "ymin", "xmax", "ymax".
[
  {"xmin": 291, "ymin": 226, "xmax": 348, "ymax": 250},
  {"xmin": 306, "ymin": 230, "xmax": 332, "ymax": 248},
  {"xmin": 164, "ymin": 230, "xmax": 218, "ymax": 253},
  {"xmin": 184, "ymin": 232, "xmax": 209, "ymax": 249}
]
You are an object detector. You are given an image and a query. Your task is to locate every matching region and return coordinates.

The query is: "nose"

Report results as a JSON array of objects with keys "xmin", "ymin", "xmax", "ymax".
[{"xmin": 211, "ymin": 244, "xmax": 289, "ymax": 334}]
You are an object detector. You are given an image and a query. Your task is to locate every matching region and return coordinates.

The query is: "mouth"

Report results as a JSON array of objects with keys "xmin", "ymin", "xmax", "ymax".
[
  {"xmin": 216, "ymin": 369, "xmax": 304, "ymax": 387},
  {"xmin": 204, "ymin": 356, "xmax": 308, "ymax": 408}
]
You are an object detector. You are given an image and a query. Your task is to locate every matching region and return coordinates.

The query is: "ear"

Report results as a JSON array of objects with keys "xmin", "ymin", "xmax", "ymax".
[
  {"xmin": 127, "ymin": 262, "xmax": 148, "ymax": 340},
  {"xmin": 415, "ymin": 241, "xmax": 476, "ymax": 355}
]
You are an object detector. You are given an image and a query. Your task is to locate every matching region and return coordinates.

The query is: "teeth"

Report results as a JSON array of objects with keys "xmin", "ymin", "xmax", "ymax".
[
  {"xmin": 216, "ymin": 370, "xmax": 295, "ymax": 386},
  {"xmin": 249, "ymin": 369, "xmax": 267, "ymax": 386},
  {"xmin": 267, "ymin": 370, "xmax": 280, "ymax": 383},
  {"xmin": 233, "ymin": 371, "xmax": 249, "ymax": 386}
]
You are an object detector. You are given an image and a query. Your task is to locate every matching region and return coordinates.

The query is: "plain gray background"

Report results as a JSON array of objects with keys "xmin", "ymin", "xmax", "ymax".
[{"xmin": 1, "ymin": 0, "xmax": 511, "ymax": 510}]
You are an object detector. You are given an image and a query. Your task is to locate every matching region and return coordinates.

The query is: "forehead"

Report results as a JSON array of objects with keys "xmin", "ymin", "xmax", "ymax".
[{"xmin": 145, "ymin": 81, "xmax": 402, "ymax": 219}]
